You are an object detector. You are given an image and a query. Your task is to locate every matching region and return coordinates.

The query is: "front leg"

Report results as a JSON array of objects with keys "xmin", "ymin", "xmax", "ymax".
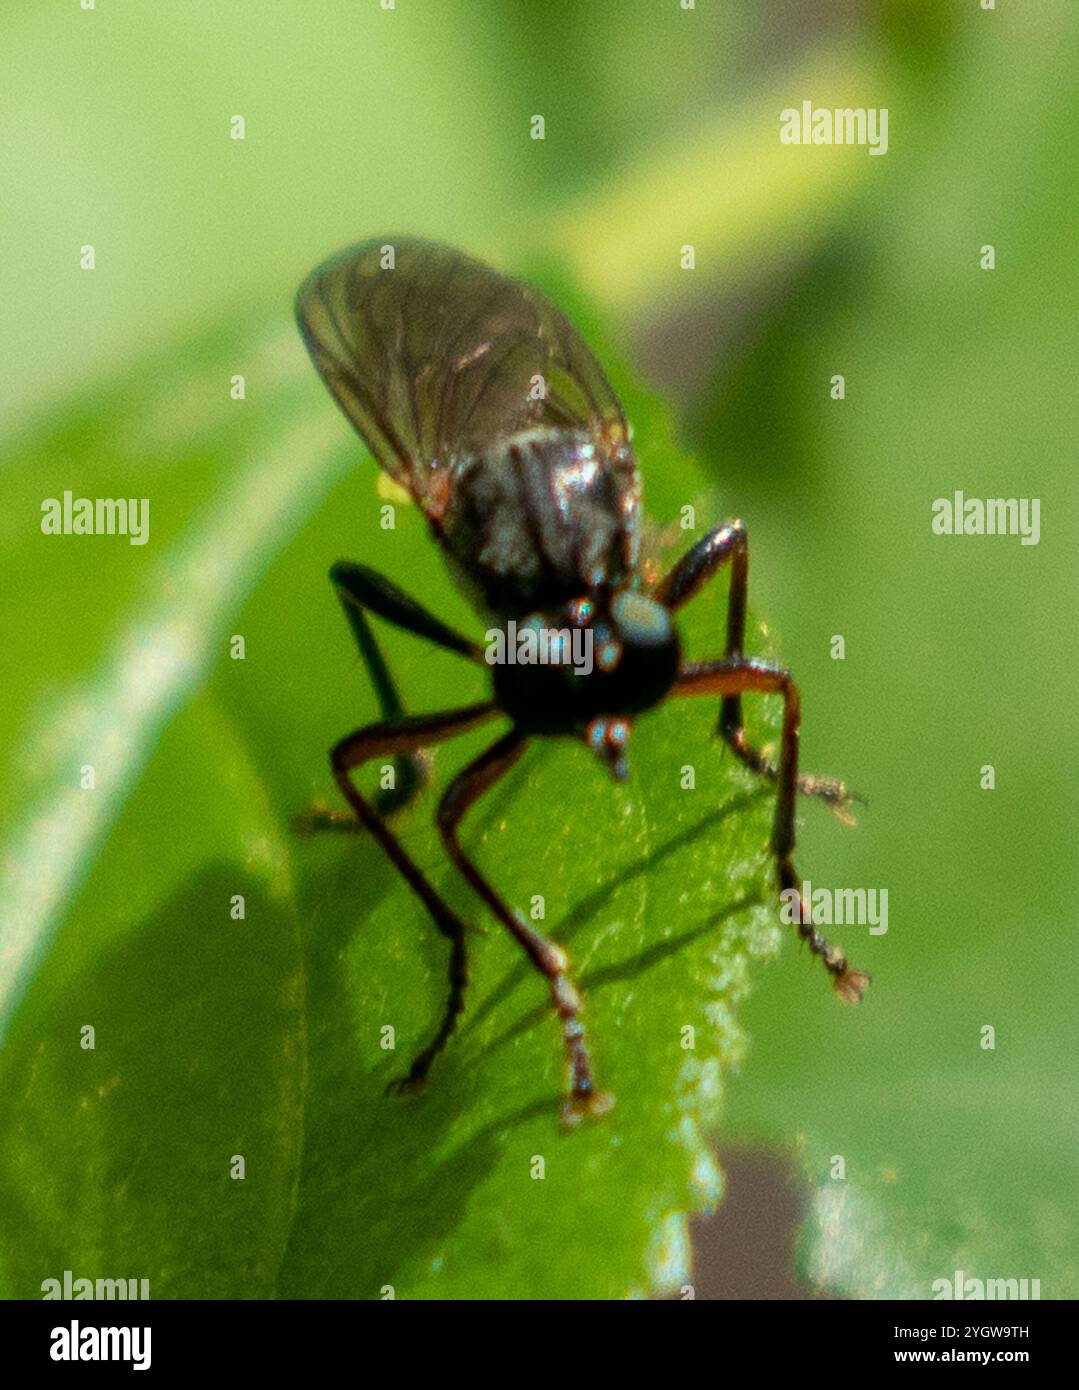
[
  {"xmin": 297, "ymin": 561, "xmax": 484, "ymax": 831},
  {"xmin": 657, "ymin": 520, "xmax": 860, "ymax": 820},
  {"xmin": 436, "ymin": 731, "xmax": 613, "ymax": 1126},
  {"xmin": 332, "ymin": 701, "xmax": 498, "ymax": 1089}
]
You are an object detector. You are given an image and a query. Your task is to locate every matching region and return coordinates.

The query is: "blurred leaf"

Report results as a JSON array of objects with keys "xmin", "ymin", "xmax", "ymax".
[
  {"xmin": 698, "ymin": 7, "xmax": 1079, "ymax": 1301},
  {"xmin": 549, "ymin": 44, "xmax": 885, "ymax": 321}
]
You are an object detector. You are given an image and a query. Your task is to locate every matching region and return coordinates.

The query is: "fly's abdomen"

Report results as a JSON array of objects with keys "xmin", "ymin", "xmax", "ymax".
[{"xmin": 441, "ymin": 427, "xmax": 638, "ymax": 615}]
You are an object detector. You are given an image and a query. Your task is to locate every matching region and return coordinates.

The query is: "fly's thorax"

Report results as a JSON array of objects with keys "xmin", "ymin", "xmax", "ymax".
[
  {"xmin": 488, "ymin": 588, "xmax": 680, "ymax": 737},
  {"xmin": 441, "ymin": 426, "xmax": 640, "ymax": 617}
]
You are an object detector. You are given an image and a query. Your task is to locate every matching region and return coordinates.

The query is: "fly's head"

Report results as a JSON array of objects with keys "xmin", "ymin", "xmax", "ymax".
[{"xmin": 490, "ymin": 588, "xmax": 681, "ymax": 779}]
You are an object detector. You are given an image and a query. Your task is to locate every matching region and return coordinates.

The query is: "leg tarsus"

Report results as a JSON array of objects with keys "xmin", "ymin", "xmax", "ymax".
[
  {"xmin": 721, "ymin": 725, "xmax": 866, "ymax": 824},
  {"xmin": 677, "ymin": 658, "xmax": 869, "ymax": 1001},
  {"xmin": 293, "ymin": 802, "xmax": 364, "ymax": 835},
  {"xmin": 776, "ymin": 858, "xmax": 871, "ymax": 1003}
]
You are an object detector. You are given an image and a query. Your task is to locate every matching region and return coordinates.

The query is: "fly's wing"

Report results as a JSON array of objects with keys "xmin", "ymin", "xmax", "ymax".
[{"xmin": 295, "ymin": 238, "xmax": 631, "ymax": 511}]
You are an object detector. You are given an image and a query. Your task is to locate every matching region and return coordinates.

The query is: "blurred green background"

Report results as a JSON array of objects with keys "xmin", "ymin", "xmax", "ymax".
[{"xmin": 2, "ymin": 0, "xmax": 1076, "ymax": 1299}]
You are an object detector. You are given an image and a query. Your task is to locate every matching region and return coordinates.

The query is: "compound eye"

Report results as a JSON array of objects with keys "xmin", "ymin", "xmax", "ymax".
[
  {"xmin": 612, "ymin": 590, "xmax": 671, "ymax": 645},
  {"xmin": 596, "ymin": 637, "xmax": 622, "ymax": 672}
]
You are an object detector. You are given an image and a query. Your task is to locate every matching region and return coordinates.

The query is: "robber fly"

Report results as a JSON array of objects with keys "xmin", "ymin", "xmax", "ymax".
[{"xmin": 295, "ymin": 237, "xmax": 868, "ymax": 1124}]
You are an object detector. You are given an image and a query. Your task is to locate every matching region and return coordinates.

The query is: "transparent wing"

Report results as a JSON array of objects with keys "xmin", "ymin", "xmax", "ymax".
[{"xmin": 295, "ymin": 238, "xmax": 629, "ymax": 504}]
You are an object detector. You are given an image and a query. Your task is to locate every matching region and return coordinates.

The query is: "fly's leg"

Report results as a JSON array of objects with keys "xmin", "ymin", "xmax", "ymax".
[
  {"xmin": 657, "ymin": 520, "xmax": 861, "ymax": 822},
  {"xmin": 297, "ymin": 562, "xmax": 485, "ymax": 830},
  {"xmin": 436, "ymin": 730, "xmax": 614, "ymax": 1126},
  {"xmin": 676, "ymin": 658, "xmax": 869, "ymax": 1003},
  {"xmin": 332, "ymin": 701, "xmax": 498, "ymax": 1090}
]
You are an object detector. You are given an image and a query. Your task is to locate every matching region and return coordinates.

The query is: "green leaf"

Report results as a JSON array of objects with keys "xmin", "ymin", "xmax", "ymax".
[{"xmin": 0, "ymin": 295, "xmax": 788, "ymax": 1299}]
